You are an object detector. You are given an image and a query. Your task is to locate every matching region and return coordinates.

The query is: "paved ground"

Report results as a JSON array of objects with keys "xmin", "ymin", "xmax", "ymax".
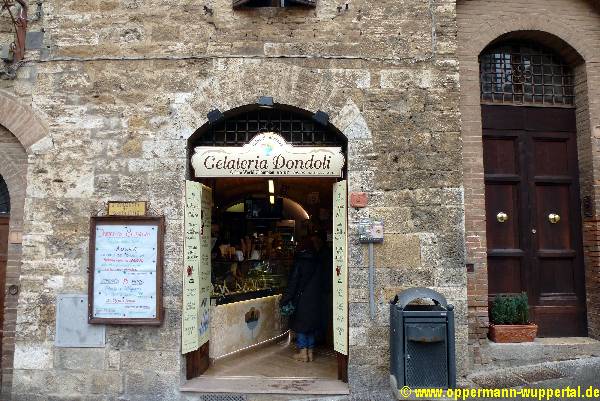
[
  {"xmin": 461, "ymin": 357, "xmax": 600, "ymax": 401},
  {"xmin": 285, "ymin": 357, "xmax": 600, "ymax": 401}
]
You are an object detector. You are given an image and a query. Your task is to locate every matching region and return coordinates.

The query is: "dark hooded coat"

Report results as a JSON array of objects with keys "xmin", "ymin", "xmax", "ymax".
[{"xmin": 281, "ymin": 249, "xmax": 322, "ymax": 333}]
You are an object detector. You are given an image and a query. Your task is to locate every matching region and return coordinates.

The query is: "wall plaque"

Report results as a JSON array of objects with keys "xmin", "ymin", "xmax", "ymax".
[
  {"xmin": 191, "ymin": 132, "xmax": 345, "ymax": 177},
  {"xmin": 56, "ymin": 294, "xmax": 105, "ymax": 347},
  {"xmin": 107, "ymin": 201, "xmax": 147, "ymax": 216},
  {"xmin": 88, "ymin": 216, "xmax": 165, "ymax": 325}
]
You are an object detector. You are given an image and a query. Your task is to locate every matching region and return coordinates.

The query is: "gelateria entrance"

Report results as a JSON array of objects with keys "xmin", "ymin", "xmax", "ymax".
[{"xmin": 181, "ymin": 105, "xmax": 349, "ymax": 394}]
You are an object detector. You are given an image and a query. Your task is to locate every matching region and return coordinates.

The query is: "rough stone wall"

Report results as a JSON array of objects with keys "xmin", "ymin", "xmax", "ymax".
[
  {"xmin": 457, "ymin": 0, "xmax": 600, "ymax": 367},
  {"xmin": 0, "ymin": 125, "xmax": 27, "ymax": 399},
  {"xmin": 5, "ymin": 1, "xmax": 464, "ymax": 400},
  {"xmin": 0, "ymin": 6, "xmax": 13, "ymax": 46}
]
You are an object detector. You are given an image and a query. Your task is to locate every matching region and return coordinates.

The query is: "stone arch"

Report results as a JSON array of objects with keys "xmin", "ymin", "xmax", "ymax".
[
  {"xmin": 165, "ymin": 59, "xmax": 373, "ymax": 177},
  {"xmin": 0, "ymin": 90, "xmax": 49, "ymax": 150},
  {"xmin": 0, "ymin": 124, "xmax": 27, "ymax": 399},
  {"xmin": 462, "ymin": 18, "xmax": 596, "ymax": 65},
  {"xmin": 458, "ymin": 0, "xmax": 600, "ymax": 370},
  {"xmin": 167, "ymin": 59, "xmax": 375, "ymax": 381},
  {"xmin": 161, "ymin": 61, "xmax": 375, "ymax": 213}
]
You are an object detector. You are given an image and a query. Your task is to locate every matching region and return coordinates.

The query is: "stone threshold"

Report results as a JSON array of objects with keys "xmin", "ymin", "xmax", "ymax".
[
  {"xmin": 181, "ymin": 376, "xmax": 350, "ymax": 395},
  {"xmin": 479, "ymin": 336, "xmax": 600, "ymax": 370}
]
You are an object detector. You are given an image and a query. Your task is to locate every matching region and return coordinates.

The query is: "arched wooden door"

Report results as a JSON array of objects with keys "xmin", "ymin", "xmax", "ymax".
[{"xmin": 480, "ymin": 42, "xmax": 587, "ymax": 337}]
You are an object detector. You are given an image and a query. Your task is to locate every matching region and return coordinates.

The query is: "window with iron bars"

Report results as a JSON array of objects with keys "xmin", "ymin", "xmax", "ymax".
[
  {"xmin": 233, "ymin": 0, "xmax": 315, "ymax": 9},
  {"xmin": 480, "ymin": 42, "xmax": 574, "ymax": 106},
  {"xmin": 190, "ymin": 108, "xmax": 344, "ymax": 148}
]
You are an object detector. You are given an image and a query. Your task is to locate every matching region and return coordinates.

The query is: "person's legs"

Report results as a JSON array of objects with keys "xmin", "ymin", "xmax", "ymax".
[
  {"xmin": 306, "ymin": 332, "xmax": 315, "ymax": 349},
  {"xmin": 306, "ymin": 331, "xmax": 315, "ymax": 362},
  {"xmin": 294, "ymin": 332, "xmax": 309, "ymax": 362},
  {"xmin": 296, "ymin": 332, "xmax": 308, "ymax": 349}
]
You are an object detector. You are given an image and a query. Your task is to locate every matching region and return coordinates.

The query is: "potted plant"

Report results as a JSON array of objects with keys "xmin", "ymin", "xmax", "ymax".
[{"xmin": 488, "ymin": 293, "xmax": 538, "ymax": 343}]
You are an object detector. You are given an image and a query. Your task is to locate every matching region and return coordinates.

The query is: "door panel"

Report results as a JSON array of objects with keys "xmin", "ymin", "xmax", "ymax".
[
  {"xmin": 487, "ymin": 257, "xmax": 523, "ymax": 295},
  {"xmin": 534, "ymin": 185, "xmax": 572, "ymax": 250},
  {"xmin": 485, "ymin": 183, "xmax": 521, "ymax": 250},
  {"xmin": 483, "ymin": 137, "xmax": 519, "ymax": 174},
  {"xmin": 482, "ymin": 105, "xmax": 587, "ymax": 337},
  {"xmin": 537, "ymin": 258, "xmax": 576, "ymax": 297},
  {"xmin": 533, "ymin": 140, "xmax": 569, "ymax": 176},
  {"xmin": 483, "ymin": 132, "xmax": 527, "ymax": 300}
]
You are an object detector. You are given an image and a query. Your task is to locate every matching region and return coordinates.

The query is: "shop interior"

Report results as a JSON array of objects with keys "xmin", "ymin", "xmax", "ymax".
[{"xmin": 200, "ymin": 176, "xmax": 339, "ymax": 382}]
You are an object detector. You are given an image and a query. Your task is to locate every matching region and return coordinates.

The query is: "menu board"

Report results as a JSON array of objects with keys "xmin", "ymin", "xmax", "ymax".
[
  {"xmin": 182, "ymin": 181, "xmax": 212, "ymax": 354},
  {"xmin": 198, "ymin": 185, "xmax": 212, "ymax": 347},
  {"xmin": 333, "ymin": 180, "xmax": 348, "ymax": 355},
  {"xmin": 88, "ymin": 216, "xmax": 164, "ymax": 325},
  {"xmin": 182, "ymin": 181, "xmax": 201, "ymax": 353}
]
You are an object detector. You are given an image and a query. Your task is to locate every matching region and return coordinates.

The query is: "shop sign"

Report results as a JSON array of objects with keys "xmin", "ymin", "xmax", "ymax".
[
  {"xmin": 191, "ymin": 132, "xmax": 345, "ymax": 177},
  {"xmin": 333, "ymin": 180, "xmax": 348, "ymax": 355},
  {"xmin": 88, "ymin": 216, "xmax": 165, "ymax": 325}
]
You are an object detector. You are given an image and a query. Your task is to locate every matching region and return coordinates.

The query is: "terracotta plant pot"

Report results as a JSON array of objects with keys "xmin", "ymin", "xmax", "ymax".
[{"xmin": 488, "ymin": 323, "xmax": 538, "ymax": 343}]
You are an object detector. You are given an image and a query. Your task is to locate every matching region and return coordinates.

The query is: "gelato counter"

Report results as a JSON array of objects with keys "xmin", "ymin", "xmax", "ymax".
[{"xmin": 209, "ymin": 294, "xmax": 286, "ymax": 359}]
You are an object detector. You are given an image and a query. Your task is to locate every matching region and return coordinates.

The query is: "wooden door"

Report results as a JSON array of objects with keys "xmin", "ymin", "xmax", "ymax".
[
  {"xmin": 482, "ymin": 105, "xmax": 587, "ymax": 337},
  {"xmin": 0, "ymin": 216, "xmax": 9, "ymax": 356}
]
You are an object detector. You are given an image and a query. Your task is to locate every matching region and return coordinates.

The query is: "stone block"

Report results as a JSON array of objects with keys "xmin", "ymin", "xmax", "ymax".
[
  {"xmin": 120, "ymin": 350, "xmax": 180, "ymax": 372},
  {"xmin": 43, "ymin": 370, "xmax": 88, "ymax": 394},
  {"xmin": 88, "ymin": 370, "xmax": 123, "ymax": 394},
  {"xmin": 349, "ymin": 327, "xmax": 368, "ymax": 347},
  {"xmin": 13, "ymin": 343, "xmax": 53, "ymax": 370},
  {"xmin": 12, "ymin": 370, "xmax": 48, "ymax": 395},
  {"xmin": 361, "ymin": 234, "xmax": 421, "ymax": 269},
  {"xmin": 347, "ymin": 363, "xmax": 390, "ymax": 393},
  {"xmin": 124, "ymin": 370, "xmax": 180, "ymax": 399},
  {"xmin": 106, "ymin": 349, "xmax": 120, "ymax": 370},
  {"xmin": 54, "ymin": 348, "xmax": 105, "ymax": 370}
]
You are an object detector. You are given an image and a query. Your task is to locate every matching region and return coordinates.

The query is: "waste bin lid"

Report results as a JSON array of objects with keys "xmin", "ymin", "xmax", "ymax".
[{"xmin": 391, "ymin": 287, "xmax": 449, "ymax": 309}]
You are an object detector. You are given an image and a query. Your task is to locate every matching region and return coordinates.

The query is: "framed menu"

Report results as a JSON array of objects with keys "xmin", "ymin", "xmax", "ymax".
[{"xmin": 88, "ymin": 216, "xmax": 165, "ymax": 325}]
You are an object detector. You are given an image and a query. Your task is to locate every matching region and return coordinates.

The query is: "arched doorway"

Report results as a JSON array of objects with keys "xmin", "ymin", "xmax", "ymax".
[
  {"xmin": 182, "ymin": 104, "xmax": 349, "ymax": 393},
  {"xmin": 480, "ymin": 40, "xmax": 587, "ymax": 336}
]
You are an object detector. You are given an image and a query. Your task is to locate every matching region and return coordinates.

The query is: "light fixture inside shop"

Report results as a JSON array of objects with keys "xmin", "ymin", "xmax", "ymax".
[
  {"xmin": 268, "ymin": 179, "xmax": 275, "ymax": 194},
  {"xmin": 269, "ymin": 195, "xmax": 275, "ymax": 205}
]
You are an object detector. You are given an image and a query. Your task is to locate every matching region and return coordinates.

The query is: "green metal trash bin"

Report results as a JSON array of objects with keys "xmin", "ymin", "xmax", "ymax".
[{"xmin": 390, "ymin": 287, "xmax": 456, "ymax": 391}]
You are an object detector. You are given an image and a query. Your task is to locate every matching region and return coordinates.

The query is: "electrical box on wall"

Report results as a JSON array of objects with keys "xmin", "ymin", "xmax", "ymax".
[
  {"xmin": 0, "ymin": 45, "xmax": 13, "ymax": 62},
  {"xmin": 358, "ymin": 219, "xmax": 384, "ymax": 243}
]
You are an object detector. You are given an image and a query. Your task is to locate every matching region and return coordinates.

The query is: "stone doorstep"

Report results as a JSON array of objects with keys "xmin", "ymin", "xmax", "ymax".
[
  {"xmin": 466, "ymin": 356, "xmax": 600, "ymax": 389},
  {"xmin": 478, "ymin": 337, "xmax": 600, "ymax": 370},
  {"xmin": 181, "ymin": 376, "xmax": 350, "ymax": 395}
]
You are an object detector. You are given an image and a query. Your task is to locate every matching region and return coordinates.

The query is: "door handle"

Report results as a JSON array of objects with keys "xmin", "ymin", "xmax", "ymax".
[
  {"xmin": 548, "ymin": 213, "xmax": 561, "ymax": 224},
  {"xmin": 496, "ymin": 212, "xmax": 508, "ymax": 223}
]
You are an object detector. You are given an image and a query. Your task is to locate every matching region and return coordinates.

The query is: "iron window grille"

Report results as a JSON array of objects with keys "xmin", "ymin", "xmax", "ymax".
[
  {"xmin": 191, "ymin": 107, "xmax": 343, "ymax": 148},
  {"xmin": 0, "ymin": 175, "xmax": 10, "ymax": 214},
  {"xmin": 233, "ymin": 0, "xmax": 315, "ymax": 9},
  {"xmin": 480, "ymin": 42, "xmax": 574, "ymax": 106}
]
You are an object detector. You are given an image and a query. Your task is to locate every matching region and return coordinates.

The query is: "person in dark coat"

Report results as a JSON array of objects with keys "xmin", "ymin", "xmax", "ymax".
[{"xmin": 280, "ymin": 237, "xmax": 322, "ymax": 362}]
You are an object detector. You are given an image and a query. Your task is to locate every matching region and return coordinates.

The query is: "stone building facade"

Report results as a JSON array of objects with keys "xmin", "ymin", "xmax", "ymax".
[{"xmin": 0, "ymin": 0, "xmax": 597, "ymax": 400}]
